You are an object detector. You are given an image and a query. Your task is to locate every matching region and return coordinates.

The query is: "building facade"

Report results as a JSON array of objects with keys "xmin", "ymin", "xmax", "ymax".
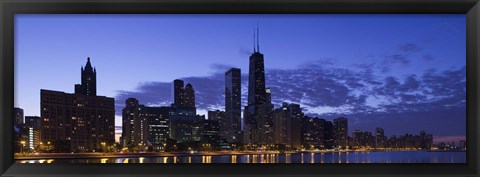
[
  {"xmin": 121, "ymin": 98, "xmax": 171, "ymax": 151},
  {"xmin": 333, "ymin": 117, "xmax": 348, "ymax": 149},
  {"xmin": 40, "ymin": 58, "xmax": 115, "ymax": 152},
  {"xmin": 25, "ymin": 116, "xmax": 42, "ymax": 150},
  {"xmin": 172, "ymin": 79, "xmax": 185, "ymax": 107},
  {"xmin": 273, "ymin": 103, "xmax": 302, "ymax": 148},
  {"xmin": 14, "ymin": 107, "xmax": 24, "ymax": 125},
  {"xmin": 375, "ymin": 127, "xmax": 385, "ymax": 148},
  {"xmin": 225, "ymin": 67, "xmax": 242, "ymax": 143},
  {"xmin": 301, "ymin": 116, "xmax": 326, "ymax": 149},
  {"xmin": 184, "ymin": 83, "xmax": 195, "ymax": 108}
]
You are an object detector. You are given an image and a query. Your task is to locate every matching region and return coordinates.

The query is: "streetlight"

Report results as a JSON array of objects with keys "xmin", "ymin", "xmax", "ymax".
[
  {"xmin": 101, "ymin": 142, "xmax": 106, "ymax": 153},
  {"xmin": 20, "ymin": 141, "xmax": 26, "ymax": 154}
]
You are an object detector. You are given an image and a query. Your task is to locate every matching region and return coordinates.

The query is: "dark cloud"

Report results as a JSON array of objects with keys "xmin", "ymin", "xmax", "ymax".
[
  {"xmin": 114, "ymin": 60, "xmax": 465, "ymax": 137},
  {"xmin": 239, "ymin": 47, "xmax": 252, "ymax": 57},
  {"xmin": 209, "ymin": 63, "xmax": 234, "ymax": 72},
  {"xmin": 315, "ymin": 107, "xmax": 465, "ymax": 137},
  {"xmin": 115, "ymin": 62, "xmax": 465, "ymax": 115},
  {"xmin": 422, "ymin": 54, "xmax": 434, "ymax": 61},
  {"xmin": 378, "ymin": 42, "xmax": 431, "ymax": 72},
  {"xmin": 384, "ymin": 54, "xmax": 410, "ymax": 66},
  {"xmin": 401, "ymin": 75, "xmax": 420, "ymax": 92},
  {"xmin": 398, "ymin": 43, "xmax": 422, "ymax": 53}
]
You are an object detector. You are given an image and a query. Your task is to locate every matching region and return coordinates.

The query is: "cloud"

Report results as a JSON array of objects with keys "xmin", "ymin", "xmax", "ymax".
[
  {"xmin": 422, "ymin": 55, "xmax": 434, "ymax": 61},
  {"xmin": 239, "ymin": 47, "xmax": 252, "ymax": 57},
  {"xmin": 113, "ymin": 57, "xmax": 465, "ymax": 137},
  {"xmin": 114, "ymin": 60, "xmax": 465, "ymax": 115},
  {"xmin": 383, "ymin": 54, "xmax": 410, "ymax": 66},
  {"xmin": 378, "ymin": 42, "xmax": 431, "ymax": 72},
  {"xmin": 209, "ymin": 63, "xmax": 234, "ymax": 72},
  {"xmin": 398, "ymin": 43, "xmax": 422, "ymax": 53}
]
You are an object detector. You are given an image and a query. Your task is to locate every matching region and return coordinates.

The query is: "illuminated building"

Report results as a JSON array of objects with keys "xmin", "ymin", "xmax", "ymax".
[
  {"xmin": 225, "ymin": 68, "xmax": 242, "ymax": 143},
  {"xmin": 40, "ymin": 57, "xmax": 114, "ymax": 152}
]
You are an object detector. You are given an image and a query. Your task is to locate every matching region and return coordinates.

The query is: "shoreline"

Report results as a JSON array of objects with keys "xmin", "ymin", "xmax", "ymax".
[{"xmin": 14, "ymin": 149, "xmax": 466, "ymax": 160}]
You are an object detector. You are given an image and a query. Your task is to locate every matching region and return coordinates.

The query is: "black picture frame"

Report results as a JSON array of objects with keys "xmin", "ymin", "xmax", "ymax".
[{"xmin": 1, "ymin": 0, "xmax": 479, "ymax": 176}]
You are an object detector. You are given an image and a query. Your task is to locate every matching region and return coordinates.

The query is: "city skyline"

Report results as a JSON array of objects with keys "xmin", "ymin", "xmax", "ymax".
[{"xmin": 15, "ymin": 14, "xmax": 466, "ymax": 143}]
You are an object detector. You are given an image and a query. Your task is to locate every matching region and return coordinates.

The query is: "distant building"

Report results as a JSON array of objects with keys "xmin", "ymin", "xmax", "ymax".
[
  {"xmin": 333, "ymin": 117, "xmax": 348, "ymax": 149},
  {"xmin": 14, "ymin": 107, "xmax": 24, "ymax": 125},
  {"xmin": 41, "ymin": 58, "xmax": 114, "ymax": 152},
  {"xmin": 121, "ymin": 98, "xmax": 171, "ymax": 151},
  {"xmin": 273, "ymin": 103, "xmax": 302, "ymax": 148},
  {"xmin": 144, "ymin": 107, "xmax": 171, "ymax": 151},
  {"xmin": 419, "ymin": 130, "xmax": 433, "ymax": 149},
  {"xmin": 324, "ymin": 121, "xmax": 335, "ymax": 149},
  {"xmin": 25, "ymin": 116, "xmax": 41, "ymax": 149},
  {"xmin": 169, "ymin": 107, "xmax": 196, "ymax": 143},
  {"xmin": 184, "ymin": 83, "xmax": 195, "ymax": 108},
  {"xmin": 352, "ymin": 130, "xmax": 375, "ymax": 149},
  {"xmin": 300, "ymin": 116, "xmax": 326, "ymax": 149},
  {"xmin": 192, "ymin": 115, "xmax": 205, "ymax": 142},
  {"xmin": 203, "ymin": 119, "xmax": 221, "ymax": 149},
  {"xmin": 208, "ymin": 110, "xmax": 226, "ymax": 140},
  {"xmin": 225, "ymin": 67, "xmax": 242, "ymax": 143},
  {"xmin": 121, "ymin": 98, "xmax": 143, "ymax": 148},
  {"xmin": 168, "ymin": 79, "xmax": 198, "ymax": 143},
  {"xmin": 459, "ymin": 140, "xmax": 466, "ymax": 149},
  {"xmin": 172, "ymin": 79, "xmax": 185, "ymax": 107},
  {"xmin": 375, "ymin": 127, "xmax": 385, "ymax": 148}
]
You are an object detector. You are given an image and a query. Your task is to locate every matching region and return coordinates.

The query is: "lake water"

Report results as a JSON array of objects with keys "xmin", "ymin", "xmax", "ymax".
[{"xmin": 16, "ymin": 151, "xmax": 466, "ymax": 163}]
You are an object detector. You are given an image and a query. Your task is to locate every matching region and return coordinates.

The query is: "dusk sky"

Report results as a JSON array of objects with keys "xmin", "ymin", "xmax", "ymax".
[{"xmin": 15, "ymin": 14, "xmax": 466, "ymax": 143}]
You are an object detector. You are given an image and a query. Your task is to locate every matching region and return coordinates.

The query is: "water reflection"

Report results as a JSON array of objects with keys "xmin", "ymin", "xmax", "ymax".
[{"xmin": 15, "ymin": 151, "xmax": 466, "ymax": 164}]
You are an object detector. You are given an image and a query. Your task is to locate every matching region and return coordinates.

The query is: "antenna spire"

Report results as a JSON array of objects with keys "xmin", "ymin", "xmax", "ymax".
[
  {"xmin": 256, "ymin": 23, "xmax": 260, "ymax": 52},
  {"xmin": 253, "ymin": 29, "xmax": 256, "ymax": 53}
]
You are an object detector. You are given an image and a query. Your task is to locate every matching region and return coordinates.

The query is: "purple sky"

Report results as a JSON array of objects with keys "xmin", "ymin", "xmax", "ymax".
[{"xmin": 15, "ymin": 14, "xmax": 466, "ymax": 143}]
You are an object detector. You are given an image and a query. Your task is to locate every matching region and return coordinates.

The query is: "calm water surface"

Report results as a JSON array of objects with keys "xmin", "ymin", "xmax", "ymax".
[{"xmin": 17, "ymin": 151, "xmax": 466, "ymax": 163}]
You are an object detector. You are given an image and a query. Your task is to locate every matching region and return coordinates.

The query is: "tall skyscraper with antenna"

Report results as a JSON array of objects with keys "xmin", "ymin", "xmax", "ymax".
[{"xmin": 244, "ymin": 25, "xmax": 274, "ymax": 145}]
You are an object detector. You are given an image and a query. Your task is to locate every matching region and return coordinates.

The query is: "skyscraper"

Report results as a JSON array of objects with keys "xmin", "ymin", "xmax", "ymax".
[
  {"xmin": 273, "ymin": 103, "xmax": 303, "ymax": 148},
  {"xmin": 334, "ymin": 117, "xmax": 348, "ymax": 149},
  {"xmin": 75, "ymin": 57, "xmax": 96, "ymax": 96},
  {"xmin": 208, "ymin": 110, "xmax": 226, "ymax": 131},
  {"xmin": 121, "ymin": 98, "xmax": 171, "ymax": 151},
  {"xmin": 172, "ymin": 79, "xmax": 195, "ymax": 109},
  {"xmin": 121, "ymin": 98, "xmax": 141, "ymax": 148},
  {"xmin": 14, "ymin": 107, "xmax": 24, "ymax": 125},
  {"xmin": 324, "ymin": 121, "xmax": 335, "ymax": 149},
  {"xmin": 184, "ymin": 83, "xmax": 195, "ymax": 108},
  {"xmin": 301, "ymin": 116, "xmax": 326, "ymax": 149},
  {"xmin": 225, "ymin": 68, "xmax": 241, "ymax": 143},
  {"xmin": 41, "ymin": 58, "xmax": 114, "ymax": 152},
  {"xmin": 243, "ymin": 26, "xmax": 274, "ymax": 145},
  {"xmin": 144, "ymin": 107, "xmax": 171, "ymax": 151},
  {"xmin": 172, "ymin": 79, "xmax": 184, "ymax": 107},
  {"xmin": 169, "ymin": 106, "xmax": 196, "ymax": 143},
  {"xmin": 202, "ymin": 119, "xmax": 221, "ymax": 149},
  {"xmin": 247, "ymin": 35, "xmax": 266, "ymax": 106},
  {"xmin": 375, "ymin": 127, "xmax": 385, "ymax": 148},
  {"xmin": 169, "ymin": 79, "xmax": 197, "ymax": 143}
]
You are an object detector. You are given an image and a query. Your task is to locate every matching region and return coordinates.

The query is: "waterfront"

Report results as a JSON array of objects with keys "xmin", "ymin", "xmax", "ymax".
[{"xmin": 16, "ymin": 151, "xmax": 466, "ymax": 163}]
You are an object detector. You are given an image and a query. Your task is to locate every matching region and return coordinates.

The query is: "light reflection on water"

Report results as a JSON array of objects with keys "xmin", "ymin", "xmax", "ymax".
[{"xmin": 15, "ymin": 151, "xmax": 466, "ymax": 164}]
